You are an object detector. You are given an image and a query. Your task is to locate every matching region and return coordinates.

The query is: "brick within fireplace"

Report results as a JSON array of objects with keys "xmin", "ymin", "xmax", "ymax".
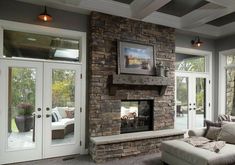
[{"xmin": 121, "ymin": 100, "xmax": 153, "ymax": 134}]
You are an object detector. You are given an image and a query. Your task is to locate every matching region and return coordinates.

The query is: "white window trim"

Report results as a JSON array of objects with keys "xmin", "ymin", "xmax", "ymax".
[
  {"xmin": 218, "ymin": 49, "xmax": 235, "ymax": 115},
  {"xmin": 0, "ymin": 19, "xmax": 87, "ymax": 154},
  {"xmin": 175, "ymin": 47, "xmax": 213, "ymax": 122}
]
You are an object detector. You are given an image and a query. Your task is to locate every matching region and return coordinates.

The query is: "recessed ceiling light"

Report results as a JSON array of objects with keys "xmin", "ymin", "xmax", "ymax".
[{"xmin": 27, "ymin": 37, "xmax": 37, "ymax": 41}]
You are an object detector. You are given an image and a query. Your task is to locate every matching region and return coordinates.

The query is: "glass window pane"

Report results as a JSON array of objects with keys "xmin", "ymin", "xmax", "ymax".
[
  {"xmin": 175, "ymin": 77, "xmax": 188, "ymax": 130},
  {"xmin": 226, "ymin": 55, "xmax": 235, "ymax": 65},
  {"xmin": 226, "ymin": 68, "xmax": 235, "ymax": 115},
  {"xmin": 4, "ymin": 30, "xmax": 79, "ymax": 62},
  {"xmin": 195, "ymin": 78, "xmax": 206, "ymax": 128},
  {"xmin": 8, "ymin": 67, "xmax": 36, "ymax": 150},
  {"xmin": 176, "ymin": 53, "xmax": 205, "ymax": 72},
  {"xmin": 51, "ymin": 69, "xmax": 76, "ymax": 145}
]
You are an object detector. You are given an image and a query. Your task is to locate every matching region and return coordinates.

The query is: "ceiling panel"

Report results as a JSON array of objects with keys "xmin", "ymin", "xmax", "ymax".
[
  {"xmin": 113, "ymin": 0, "xmax": 134, "ymax": 4},
  {"xmin": 207, "ymin": 12, "xmax": 235, "ymax": 27},
  {"xmin": 157, "ymin": 0, "xmax": 208, "ymax": 17}
]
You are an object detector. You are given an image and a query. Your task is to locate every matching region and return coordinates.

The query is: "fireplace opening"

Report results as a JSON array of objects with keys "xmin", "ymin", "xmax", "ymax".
[{"xmin": 120, "ymin": 100, "xmax": 153, "ymax": 134}]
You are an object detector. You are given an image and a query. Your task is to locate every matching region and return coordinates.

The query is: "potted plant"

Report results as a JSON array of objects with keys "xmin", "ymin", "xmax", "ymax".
[{"xmin": 15, "ymin": 103, "xmax": 34, "ymax": 132}]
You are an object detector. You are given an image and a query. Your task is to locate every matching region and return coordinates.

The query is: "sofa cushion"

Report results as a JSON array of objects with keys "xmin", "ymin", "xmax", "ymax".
[
  {"xmin": 205, "ymin": 126, "xmax": 221, "ymax": 140},
  {"xmin": 51, "ymin": 118, "xmax": 74, "ymax": 130},
  {"xmin": 57, "ymin": 107, "xmax": 68, "ymax": 118},
  {"xmin": 218, "ymin": 122, "xmax": 235, "ymax": 144},
  {"xmin": 205, "ymin": 120, "xmax": 221, "ymax": 136},
  {"xmin": 161, "ymin": 140, "xmax": 235, "ymax": 165}
]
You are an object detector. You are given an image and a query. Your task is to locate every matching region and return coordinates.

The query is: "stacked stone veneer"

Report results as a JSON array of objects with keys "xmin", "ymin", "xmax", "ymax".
[{"xmin": 88, "ymin": 12, "xmax": 176, "ymax": 161}]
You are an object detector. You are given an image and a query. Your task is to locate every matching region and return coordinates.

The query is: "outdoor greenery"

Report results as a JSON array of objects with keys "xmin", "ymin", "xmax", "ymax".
[
  {"xmin": 16, "ymin": 103, "xmax": 34, "ymax": 116},
  {"xmin": 52, "ymin": 70, "xmax": 75, "ymax": 107},
  {"xmin": 176, "ymin": 56, "xmax": 205, "ymax": 109},
  {"xmin": 11, "ymin": 68, "xmax": 36, "ymax": 109},
  {"xmin": 176, "ymin": 56, "xmax": 205, "ymax": 72}
]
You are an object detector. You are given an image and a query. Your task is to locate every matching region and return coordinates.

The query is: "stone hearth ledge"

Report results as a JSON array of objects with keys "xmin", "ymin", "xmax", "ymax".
[{"xmin": 90, "ymin": 129, "xmax": 185, "ymax": 145}]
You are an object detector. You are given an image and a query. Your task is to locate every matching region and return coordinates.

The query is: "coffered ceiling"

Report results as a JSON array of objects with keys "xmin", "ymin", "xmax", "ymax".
[{"xmin": 17, "ymin": 0, "xmax": 235, "ymax": 38}]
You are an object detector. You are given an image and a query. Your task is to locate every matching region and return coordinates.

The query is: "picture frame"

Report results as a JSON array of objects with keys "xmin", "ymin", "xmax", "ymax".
[{"xmin": 118, "ymin": 41, "xmax": 155, "ymax": 75}]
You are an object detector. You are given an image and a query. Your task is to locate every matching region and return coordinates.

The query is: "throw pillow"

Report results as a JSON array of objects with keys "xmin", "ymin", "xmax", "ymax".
[
  {"xmin": 218, "ymin": 122, "xmax": 235, "ymax": 144},
  {"xmin": 52, "ymin": 107, "xmax": 62, "ymax": 120},
  {"xmin": 218, "ymin": 114, "xmax": 231, "ymax": 122},
  {"xmin": 205, "ymin": 126, "xmax": 221, "ymax": 140},
  {"xmin": 52, "ymin": 112, "xmax": 59, "ymax": 122},
  {"xmin": 65, "ymin": 110, "xmax": 74, "ymax": 118},
  {"xmin": 204, "ymin": 120, "xmax": 221, "ymax": 136}
]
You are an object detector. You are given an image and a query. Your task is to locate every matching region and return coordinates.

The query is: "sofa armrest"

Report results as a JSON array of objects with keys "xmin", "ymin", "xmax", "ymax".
[{"xmin": 188, "ymin": 128, "xmax": 206, "ymax": 137}]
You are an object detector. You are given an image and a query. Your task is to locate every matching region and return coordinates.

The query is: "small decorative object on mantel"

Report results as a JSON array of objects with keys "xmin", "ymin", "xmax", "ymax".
[
  {"xmin": 165, "ymin": 67, "xmax": 169, "ymax": 77},
  {"xmin": 156, "ymin": 62, "xmax": 165, "ymax": 77}
]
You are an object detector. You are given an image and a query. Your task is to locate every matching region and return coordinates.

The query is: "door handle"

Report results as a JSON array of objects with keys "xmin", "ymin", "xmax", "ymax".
[
  {"xmin": 37, "ymin": 115, "xmax": 42, "ymax": 118},
  {"xmin": 46, "ymin": 114, "xmax": 51, "ymax": 118},
  {"xmin": 193, "ymin": 108, "xmax": 196, "ymax": 110},
  {"xmin": 46, "ymin": 107, "xmax": 50, "ymax": 111},
  {"xmin": 37, "ymin": 108, "xmax": 41, "ymax": 111},
  {"xmin": 189, "ymin": 108, "xmax": 192, "ymax": 111}
]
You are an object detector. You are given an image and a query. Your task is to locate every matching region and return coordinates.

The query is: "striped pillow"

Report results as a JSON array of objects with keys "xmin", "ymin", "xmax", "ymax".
[
  {"xmin": 52, "ymin": 112, "xmax": 59, "ymax": 122},
  {"xmin": 218, "ymin": 114, "xmax": 231, "ymax": 122}
]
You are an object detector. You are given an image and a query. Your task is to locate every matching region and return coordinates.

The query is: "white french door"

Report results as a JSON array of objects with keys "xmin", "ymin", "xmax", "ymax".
[
  {"xmin": 175, "ymin": 73, "xmax": 211, "ymax": 130},
  {"xmin": 0, "ymin": 59, "xmax": 82, "ymax": 164},
  {"xmin": 43, "ymin": 62, "xmax": 81, "ymax": 158}
]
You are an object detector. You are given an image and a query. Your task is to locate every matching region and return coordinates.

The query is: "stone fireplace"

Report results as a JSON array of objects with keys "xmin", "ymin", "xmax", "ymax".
[
  {"xmin": 120, "ymin": 100, "xmax": 153, "ymax": 134},
  {"xmin": 88, "ymin": 12, "xmax": 183, "ymax": 163}
]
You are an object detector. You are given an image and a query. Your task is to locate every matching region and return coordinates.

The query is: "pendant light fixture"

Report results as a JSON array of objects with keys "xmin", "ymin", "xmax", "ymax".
[
  {"xmin": 38, "ymin": 6, "xmax": 52, "ymax": 22},
  {"xmin": 191, "ymin": 36, "xmax": 203, "ymax": 47}
]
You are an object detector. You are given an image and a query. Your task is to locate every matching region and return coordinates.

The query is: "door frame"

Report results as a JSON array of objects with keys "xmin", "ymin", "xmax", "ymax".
[
  {"xmin": 0, "ymin": 19, "xmax": 87, "ymax": 155},
  {"xmin": 175, "ymin": 47, "xmax": 212, "ymax": 129}
]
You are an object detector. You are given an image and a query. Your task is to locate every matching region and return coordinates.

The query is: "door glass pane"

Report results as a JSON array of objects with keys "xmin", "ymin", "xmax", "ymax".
[
  {"xmin": 7, "ymin": 67, "xmax": 36, "ymax": 150},
  {"xmin": 51, "ymin": 69, "xmax": 76, "ymax": 145},
  {"xmin": 176, "ymin": 53, "xmax": 205, "ymax": 72},
  {"xmin": 195, "ymin": 78, "xmax": 206, "ymax": 128},
  {"xmin": 175, "ymin": 77, "xmax": 188, "ymax": 129},
  {"xmin": 226, "ymin": 68, "xmax": 235, "ymax": 115}
]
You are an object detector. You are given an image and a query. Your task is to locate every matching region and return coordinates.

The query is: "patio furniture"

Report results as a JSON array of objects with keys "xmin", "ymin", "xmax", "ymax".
[{"xmin": 176, "ymin": 105, "xmax": 183, "ymax": 116}]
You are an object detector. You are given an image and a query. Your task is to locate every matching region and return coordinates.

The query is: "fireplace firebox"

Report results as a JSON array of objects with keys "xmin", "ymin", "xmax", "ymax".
[{"xmin": 120, "ymin": 100, "xmax": 153, "ymax": 134}]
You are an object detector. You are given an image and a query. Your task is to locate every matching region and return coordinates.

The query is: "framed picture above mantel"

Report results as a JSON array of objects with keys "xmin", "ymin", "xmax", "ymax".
[{"xmin": 118, "ymin": 41, "xmax": 155, "ymax": 75}]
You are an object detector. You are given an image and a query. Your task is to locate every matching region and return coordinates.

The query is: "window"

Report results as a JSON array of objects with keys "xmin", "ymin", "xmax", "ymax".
[
  {"xmin": 224, "ymin": 54, "xmax": 235, "ymax": 115},
  {"xmin": 4, "ymin": 30, "xmax": 79, "ymax": 61},
  {"xmin": 176, "ymin": 53, "xmax": 206, "ymax": 72}
]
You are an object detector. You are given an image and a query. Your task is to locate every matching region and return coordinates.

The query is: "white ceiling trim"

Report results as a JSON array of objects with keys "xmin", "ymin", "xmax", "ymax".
[
  {"xmin": 187, "ymin": 24, "xmax": 220, "ymax": 37},
  {"xmin": 130, "ymin": 0, "xmax": 171, "ymax": 19},
  {"xmin": 79, "ymin": 0, "xmax": 132, "ymax": 18},
  {"xmin": 143, "ymin": 12, "xmax": 181, "ymax": 29},
  {"xmin": 181, "ymin": 3, "xmax": 234, "ymax": 29},
  {"xmin": 219, "ymin": 22, "xmax": 235, "ymax": 36},
  {"xmin": 205, "ymin": 0, "xmax": 235, "ymax": 9}
]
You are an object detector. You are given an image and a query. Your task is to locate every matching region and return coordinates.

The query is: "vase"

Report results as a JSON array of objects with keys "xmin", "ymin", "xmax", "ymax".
[{"xmin": 15, "ymin": 115, "xmax": 34, "ymax": 132}]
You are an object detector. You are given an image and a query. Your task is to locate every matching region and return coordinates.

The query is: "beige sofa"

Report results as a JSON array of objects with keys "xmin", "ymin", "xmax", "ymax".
[
  {"xmin": 51, "ymin": 107, "xmax": 75, "ymax": 139},
  {"xmin": 161, "ymin": 128, "xmax": 235, "ymax": 165}
]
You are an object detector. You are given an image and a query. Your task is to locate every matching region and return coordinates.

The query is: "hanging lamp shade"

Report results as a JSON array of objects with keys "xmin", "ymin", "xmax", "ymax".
[{"xmin": 38, "ymin": 6, "xmax": 52, "ymax": 22}]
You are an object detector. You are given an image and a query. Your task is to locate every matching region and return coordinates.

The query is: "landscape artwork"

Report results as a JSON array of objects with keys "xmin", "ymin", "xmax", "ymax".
[{"xmin": 118, "ymin": 41, "xmax": 154, "ymax": 75}]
